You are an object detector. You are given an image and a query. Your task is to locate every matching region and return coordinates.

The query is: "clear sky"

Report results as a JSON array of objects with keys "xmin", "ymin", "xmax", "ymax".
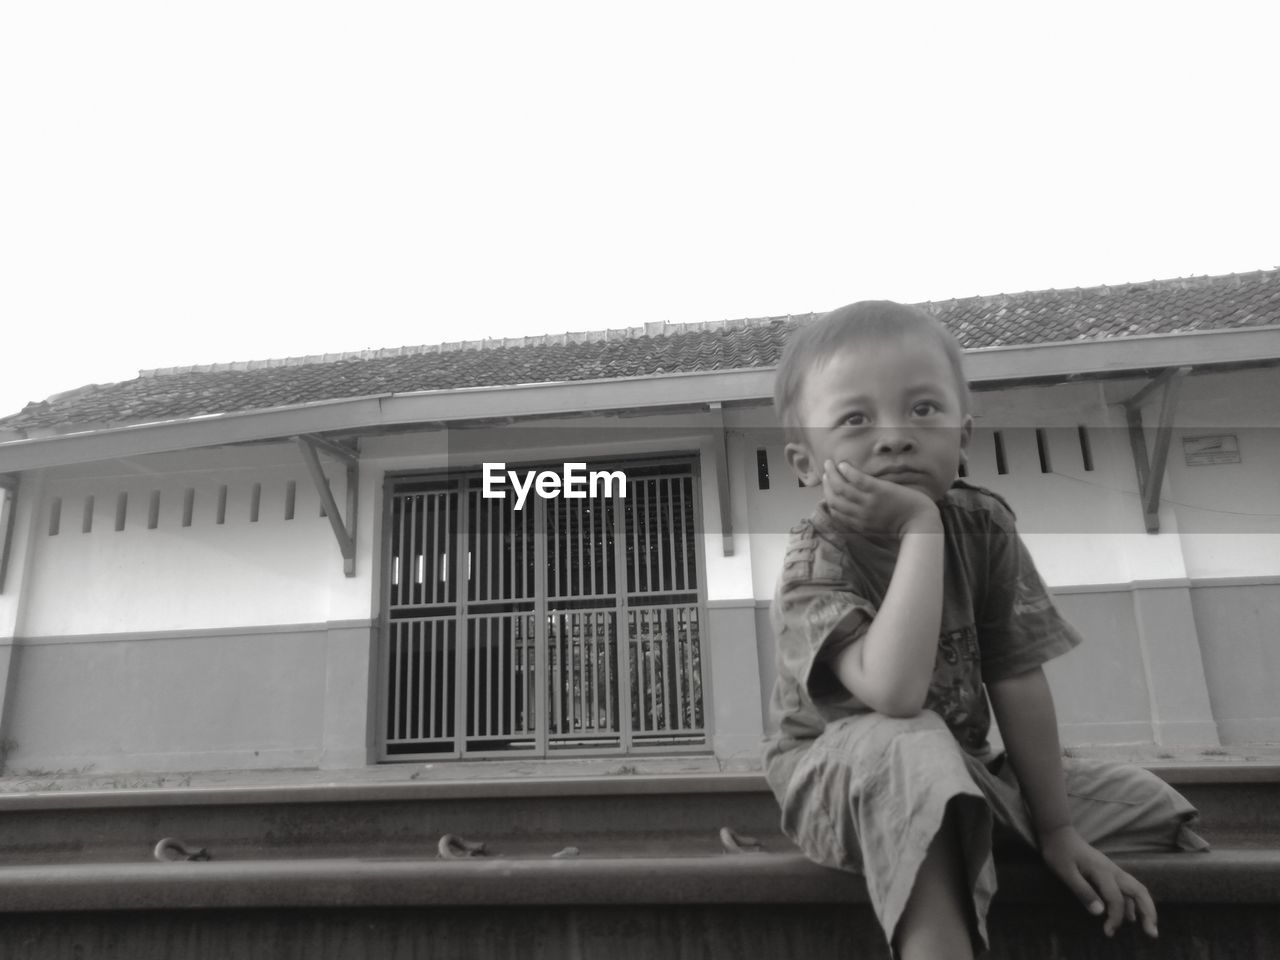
[{"xmin": 2, "ymin": 2, "xmax": 1276, "ymax": 419}]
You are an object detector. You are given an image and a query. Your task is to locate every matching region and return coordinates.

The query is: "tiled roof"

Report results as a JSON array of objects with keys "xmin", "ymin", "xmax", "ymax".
[{"xmin": 4, "ymin": 269, "xmax": 1278, "ymax": 435}]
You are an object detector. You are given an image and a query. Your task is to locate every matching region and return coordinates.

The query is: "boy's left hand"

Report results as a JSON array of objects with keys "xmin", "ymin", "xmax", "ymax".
[{"xmin": 1038, "ymin": 824, "xmax": 1158, "ymax": 939}]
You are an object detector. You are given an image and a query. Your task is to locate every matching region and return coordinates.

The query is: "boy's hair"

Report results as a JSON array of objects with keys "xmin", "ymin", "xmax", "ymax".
[{"xmin": 774, "ymin": 300, "xmax": 970, "ymax": 440}]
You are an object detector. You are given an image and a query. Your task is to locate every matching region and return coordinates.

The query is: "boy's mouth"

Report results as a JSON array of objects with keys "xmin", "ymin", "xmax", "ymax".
[{"xmin": 876, "ymin": 466, "xmax": 930, "ymax": 483}]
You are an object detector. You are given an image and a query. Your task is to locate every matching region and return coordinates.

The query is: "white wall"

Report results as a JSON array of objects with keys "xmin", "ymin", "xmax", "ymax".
[{"xmin": 18, "ymin": 445, "xmax": 376, "ymax": 636}]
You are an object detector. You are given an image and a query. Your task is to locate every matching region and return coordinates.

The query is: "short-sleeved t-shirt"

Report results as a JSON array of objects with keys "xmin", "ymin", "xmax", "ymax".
[{"xmin": 764, "ymin": 481, "xmax": 1082, "ymax": 798}]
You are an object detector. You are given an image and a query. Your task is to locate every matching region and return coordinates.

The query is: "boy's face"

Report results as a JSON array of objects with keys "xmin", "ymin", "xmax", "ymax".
[{"xmin": 784, "ymin": 335, "xmax": 973, "ymax": 503}]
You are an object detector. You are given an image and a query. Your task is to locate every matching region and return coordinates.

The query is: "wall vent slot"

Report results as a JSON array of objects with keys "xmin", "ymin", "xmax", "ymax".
[
  {"xmin": 1035, "ymin": 428, "xmax": 1052, "ymax": 474},
  {"xmin": 115, "ymin": 493, "xmax": 128, "ymax": 532},
  {"xmin": 756, "ymin": 448, "xmax": 770, "ymax": 490},
  {"xmin": 250, "ymin": 484, "xmax": 261, "ymax": 523},
  {"xmin": 993, "ymin": 431, "xmax": 1008, "ymax": 475},
  {"xmin": 148, "ymin": 491, "xmax": 161, "ymax": 530},
  {"xmin": 216, "ymin": 485, "xmax": 228, "ymax": 525},
  {"xmin": 49, "ymin": 498, "xmax": 61, "ymax": 536},
  {"xmin": 285, "ymin": 481, "xmax": 296, "ymax": 521},
  {"xmin": 1078, "ymin": 425, "xmax": 1094, "ymax": 472},
  {"xmin": 82, "ymin": 496, "xmax": 94, "ymax": 534},
  {"xmin": 183, "ymin": 488, "xmax": 195, "ymax": 527}
]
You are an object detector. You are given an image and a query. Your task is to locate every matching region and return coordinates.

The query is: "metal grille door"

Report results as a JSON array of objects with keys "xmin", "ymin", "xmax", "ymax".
[
  {"xmin": 384, "ymin": 480, "xmax": 459, "ymax": 754},
  {"xmin": 381, "ymin": 461, "xmax": 705, "ymax": 759}
]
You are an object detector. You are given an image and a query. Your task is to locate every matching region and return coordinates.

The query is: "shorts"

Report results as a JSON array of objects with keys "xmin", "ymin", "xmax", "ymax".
[{"xmin": 773, "ymin": 710, "xmax": 1208, "ymax": 951}]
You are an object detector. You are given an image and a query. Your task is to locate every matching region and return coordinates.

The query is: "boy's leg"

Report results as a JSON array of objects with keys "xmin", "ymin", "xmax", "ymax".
[
  {"xmin": 975, "ymin": 754, "xmax": 1209, "ymax": 854},
  {"xmin": 1059, "ymin": 758, "xmax": 1209, "ymax": 853},
  {"xmin": 778, "ymin": 711, "xmax": 996, "ymax": 954},
  {"xmin": 895, "ymin": 798, "xmax": 977, "ymax": 960}
]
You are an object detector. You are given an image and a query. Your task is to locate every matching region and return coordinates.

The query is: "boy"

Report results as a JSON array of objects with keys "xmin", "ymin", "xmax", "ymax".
[{"xmin": 765, "ymin": 301, "xmax": 1207, "ymax": 959}]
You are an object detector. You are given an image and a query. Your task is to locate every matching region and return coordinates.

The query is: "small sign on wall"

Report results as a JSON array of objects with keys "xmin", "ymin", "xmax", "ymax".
[{"xmin": 1182, "ymin": 434, "xmax": 1241, "ymax": 466}]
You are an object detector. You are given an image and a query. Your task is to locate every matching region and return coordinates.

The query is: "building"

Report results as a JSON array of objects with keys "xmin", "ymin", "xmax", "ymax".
[{"xmin": 1, "ymin": 269, "xmax": 1278, "ymax": 779}]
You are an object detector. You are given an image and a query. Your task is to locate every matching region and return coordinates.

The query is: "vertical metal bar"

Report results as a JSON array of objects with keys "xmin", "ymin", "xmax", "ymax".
[
  {"xmin": 678, "ymin": 477, "xmax": 690, "ymax": 590},
  {"xmin": 640, "ymin": 480, "xmax": 652, "ymax": 593},
  {"xmin": 428, "ymin": 491, "xmax": 437, "ymax": 603},
  {"xmin": 589, "ymin": 500, "xmax": 599, "ymax": 596},
  {"xmin": 590, "ymin": 611, "xmax": 600, "ymax": 731},
  {"xmin": 413, "ymin": 622, "xmax": 423, "ymax": 741},
  {"xmin": 636, "ymin": 610, "xmax": 649, "ymax": 734},
  {"xmin": 661, "ymin": 608, "xmax": 674, "ymax": 731},
  {"xmin": 552, "ymin": 498, "xmax": 561, "ymax": 600},
  {"xmin": 672, "ymin": 607, "xmax": 685, "ymax": 730},
  {"xmin": 518, "ymin": 502, "xmax": 526, "ymax": 598},
  {"xmin": 654, "ymin": 478, "xmax": 668, "ymax": 593},
  {"xmin": 428, "ymin": 621, "xmax": 437, "ymax": 740},
  {"xmin": 430, "ymin": 491, "xmax": 440, "ymax": 604},
  {"xmin": 598, "ymin": 498, "xmax": 609, "ymax": 596},
  {"xmin": 397, "ymin": 496, "xmax": 407, "ymax": 607},
  {"xmin": 685, "ymin": 607, "xmax": 697, "ymax": 730},
  {"xmin": 577, "ymin": 612, "xmax": 587, "ymax": 732},
  {"xmin": 445, "ymin": 619, "xmax": 457, "ymax": 741},
  {"xmin": 477, "ymin": 493, "xmax": 485, "ymax": 601},
  {"xmin": 514, "ymin": 615, "xmax": 523, "ymax": 735},
  {"xmin": 555, "ymin": 616, "xmax": 565, "ymax": 737},
  {"xmin": 575, "ymin": 498, "xmax": 584, "ymax": 597},
  {"xmin": 470, "ymin": 492, "xmax": 479, "ymax": 603},
  {"xmin": 647, "ymin": 608, "xmax": 659, "ymax": 732},
  {"xmin": 523, "ymin": 614, "xmax": 532, "ymax": 735},
  {"xmin": 487, "ymin": 618, "xmax": 495, "ymax": 737},
  {"xmin": 696, "ymin": 609, "xmax": 706, "ymax": 727},
  {"xmin": 604, "ymin": 612, "xmax": 614, "ymax": 732},
  {"xmin": 498, "ymin": 488, "xmax": 506, "ymax": 601},
  {"xmin": 446, "ymin": 489, "xmax": 455, "ymax": 604},
  {"xmin": 566, "ymin": 614, "xmax": 574, "ymax": 736},
  {"xmin": 533, "ymin": 495, "xmax": 548, "ymax": 756},
  {"xmin": 495, "ymin": 616, "xmax": 504, "ymax": 737},
  {"xmin": 479, "ymin": 617, "xmax": 487, "ymax": 740},
  {"xmin": 614, "ymin": 489, "xmax": 632, "ymax": 752},
  {"xmin": 407, "ymin": 493, "xmax": 418, "ymax": 604},
  {"xmin": 439, "ymin": 491, "xmax": 449, "ymax": 603},
  {"xmin": 454, "ymin": 481, "xmax": 470, "ymax": 755},
  {"xmin": 502, "ymin": 615, "xmax": 511, "ymax": 736},
  {"xmin": 648, "ymin": 607, "xmax": 660, "ymax": 732},
  {"xmin": 391, "ymin": 623, "xmax": 403, "ymax": 741},
  {"xmin": 484, "ymin": 494, "xmax": 493, "ymax": 601}
]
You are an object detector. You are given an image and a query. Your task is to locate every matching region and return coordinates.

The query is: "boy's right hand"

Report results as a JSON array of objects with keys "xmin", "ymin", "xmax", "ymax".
[{"xmin": 821, "ymin": 460, "xmax": 941, "ymax": 537}]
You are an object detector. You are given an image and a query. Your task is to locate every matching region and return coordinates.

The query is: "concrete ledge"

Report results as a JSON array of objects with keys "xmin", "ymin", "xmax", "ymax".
[
  {"xmin": 0, "ymin": 850, "xmax": 1274, "ymax": 913},
  {"xmin": 0, "ymin": 773, "xmax": 770, "ymax": 812},
  {"xmin": 2, "ymin": 762, "xmax": 1278, "ymax": 811}
]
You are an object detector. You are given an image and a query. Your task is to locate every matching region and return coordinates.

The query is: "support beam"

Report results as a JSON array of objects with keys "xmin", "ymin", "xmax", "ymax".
[
  {"xmin": 295, "ymin": 436, "xmax": 359, "ymax": 577},
  {"xmin": 1122, "ymin": 367, "xmax": 1191, "ymax": 533},
  {"xmin": 708, "ymin": 404, "xmax": 734, "ymax": 557},
  {"xmin": 0, "ymin": 475, "xmax": 16, "ymax": 594}
]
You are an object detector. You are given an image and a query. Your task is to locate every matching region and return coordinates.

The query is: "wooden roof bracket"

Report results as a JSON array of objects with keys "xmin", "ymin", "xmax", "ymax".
[
  {"xmin": 295, "ymin": 435, "xmax": 359, "ymax": 576},
  {"xmin": 1122, "ymin": 366, "xmax": 1191, "ymax": 533},
  {"xmin": 708, "ymin": 403, "xmax": 734, "ymax": 556},
  {"xmin": 0, "ymin": 474, "xmax": 16, "ymax": 593}
]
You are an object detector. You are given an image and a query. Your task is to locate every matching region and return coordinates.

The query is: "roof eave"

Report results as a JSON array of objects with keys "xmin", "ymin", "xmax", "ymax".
[{"xmin": 3, "ymin": 325, "xmax": 1280, "ymax": 473}]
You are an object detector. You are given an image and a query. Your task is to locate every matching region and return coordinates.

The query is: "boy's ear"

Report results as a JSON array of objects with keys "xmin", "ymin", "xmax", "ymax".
[{"xmin": 785, "ymin": 441, "xmax": 821, "ymax": 487}]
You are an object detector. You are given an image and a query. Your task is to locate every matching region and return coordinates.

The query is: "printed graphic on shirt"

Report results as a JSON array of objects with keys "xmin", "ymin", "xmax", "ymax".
[{"xmin": 925, "ymin": 625, "xmax": 989, "ymax": 753}]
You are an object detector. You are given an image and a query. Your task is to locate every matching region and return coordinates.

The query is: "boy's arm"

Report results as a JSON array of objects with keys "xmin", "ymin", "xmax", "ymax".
[
  {"xmin": 822, "ymin": 461, "xmax": 945, "ymax": 717},
  {"xmin": 989, "ymin": 667, "xmax": 1159, "ymax": 939}
]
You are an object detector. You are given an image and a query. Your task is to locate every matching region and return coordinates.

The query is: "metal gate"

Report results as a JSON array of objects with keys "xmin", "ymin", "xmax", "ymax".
[{"xmin": 380, "ymin": 460, "xmax": 705, "ymax": 759}]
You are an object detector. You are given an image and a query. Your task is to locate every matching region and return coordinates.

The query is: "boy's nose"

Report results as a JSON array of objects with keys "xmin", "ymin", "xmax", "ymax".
[{"xmin": 873, "ymin": 430, "xmax": 917, "ymax": 454}]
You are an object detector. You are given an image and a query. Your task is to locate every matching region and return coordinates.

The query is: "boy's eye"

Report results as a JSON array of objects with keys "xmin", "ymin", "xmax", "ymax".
[
  {"xmin": 911, "ymin": 401, "xmax": 941, "ymax": 417},
  {"xmin": 841, "ymin": 412, "xmax": 868, "ymax": 427}
]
